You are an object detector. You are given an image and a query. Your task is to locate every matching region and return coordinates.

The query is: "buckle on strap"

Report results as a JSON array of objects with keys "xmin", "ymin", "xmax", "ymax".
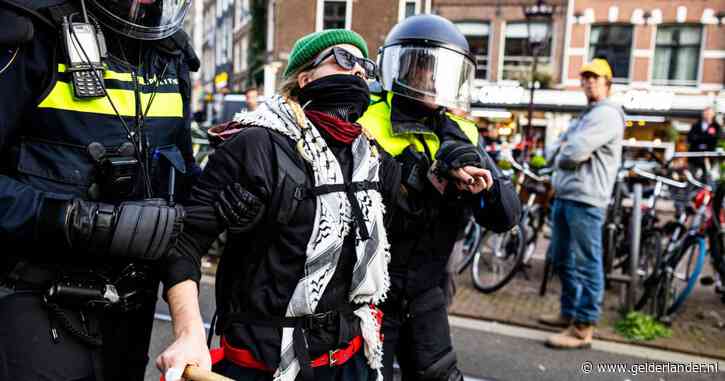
[{"xmin": 328, "ymin": 349, "xmax": 340, "ymax": 367}]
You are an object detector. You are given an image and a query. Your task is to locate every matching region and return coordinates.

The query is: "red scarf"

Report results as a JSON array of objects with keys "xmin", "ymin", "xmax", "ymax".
[{"xmin": 304, "ymin": 110, "xmax": 362, "ymax": 145}]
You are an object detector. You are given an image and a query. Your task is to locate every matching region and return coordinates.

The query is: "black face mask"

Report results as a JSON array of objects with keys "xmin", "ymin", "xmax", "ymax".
[
  {"xmin": 297, "ymin": 74, "xmax": 371, "ymax": 122},
  {"xmin": 391, "ymin": 93, "xmax": 441, "ymax": 121}
]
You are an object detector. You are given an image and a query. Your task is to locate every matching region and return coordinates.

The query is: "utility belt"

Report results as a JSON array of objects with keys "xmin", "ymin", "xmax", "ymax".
[
  {"xmin": 6, "ymin": 260, "xmax": 157, "ymax": 313},
  {"xmin": 218, "ymin": 304, "xmax": 366, "ymax": 379}
]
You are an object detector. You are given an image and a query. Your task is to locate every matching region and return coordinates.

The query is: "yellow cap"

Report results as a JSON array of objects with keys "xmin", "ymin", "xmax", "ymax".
[{"xmin": 579, "ymin": 58, "xmax": 612, "ymax": 80}]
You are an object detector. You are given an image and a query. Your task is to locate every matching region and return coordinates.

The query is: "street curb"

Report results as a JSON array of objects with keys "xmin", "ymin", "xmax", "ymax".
[{"xmin": 449, "ymin": 311, "xmax": 725, "ymax": 361}]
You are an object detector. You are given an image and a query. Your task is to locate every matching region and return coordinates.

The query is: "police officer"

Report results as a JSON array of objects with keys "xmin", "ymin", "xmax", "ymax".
[
  {"xmin": 0, "ymin": 0, "xmax": 200, "ymax": 379},
  {"xmin": 357, "ymin": 15, "xmax": 521, "ymax": 381}
]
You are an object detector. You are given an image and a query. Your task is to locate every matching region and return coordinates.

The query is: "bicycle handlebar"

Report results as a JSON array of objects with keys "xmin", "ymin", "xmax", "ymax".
[
  {"xmin": 671, "ymin": 150, "xmax": 725, "ymax": 159},
  {"xmin": 683, "ymin": 170, "xmax": 711, "ymax": 190},
  {"xmin": 631, "ymin": 166, "xmax": 688, "ymax": 189},
  {"xmin": 507, "ymin": 158, "xmax": 550, "ymax": 183}
]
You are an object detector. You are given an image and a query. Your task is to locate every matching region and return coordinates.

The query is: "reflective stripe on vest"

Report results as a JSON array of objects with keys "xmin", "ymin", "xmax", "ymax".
[
  {"xmin": 37, "ymin": 64, "xmax": 183, "ymax": 118},
  {"xmin": 358, "ymin": 92, "xmax": 479, "ymax": 159}
]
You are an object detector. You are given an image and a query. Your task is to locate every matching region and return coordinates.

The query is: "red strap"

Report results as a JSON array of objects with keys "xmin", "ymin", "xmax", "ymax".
[
  {"xmin": 221, "ymin": 336, "xmax": 364, "ymax": 371},
  {"xmin": 222, "ymin": 337, "xmax": 274, "ymax": 371},
  {"xmin": 309, "ymin": 336, "xmax": 363, "ymax": 368}
]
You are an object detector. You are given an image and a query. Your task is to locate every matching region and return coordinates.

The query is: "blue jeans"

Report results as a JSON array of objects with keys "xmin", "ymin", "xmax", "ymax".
[{"xmin": 549, "ymin": 198, "xmax": 605, "ymax": 324}]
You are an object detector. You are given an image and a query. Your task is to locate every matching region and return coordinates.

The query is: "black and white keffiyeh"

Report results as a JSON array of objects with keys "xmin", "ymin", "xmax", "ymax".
[{"xmin": 233, "ymin": 95, "xmax": 390, "ymax": 381}]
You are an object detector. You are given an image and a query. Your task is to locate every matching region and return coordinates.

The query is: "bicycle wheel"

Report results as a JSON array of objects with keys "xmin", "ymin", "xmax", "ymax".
[
  {"xmin": 603, "ymin": 182, "xmax": 624, "ymax": 275},
  {"xmin": 665, "ymin": 236, "xmax": 706, "ymax": 315},
  {"xmin": 471, "ymin": 219, "xmax": 526, "ymax": 293},
  {"xmin": 451, "ymin": 217, "xmax": 481, "ymax": 274},
  {"xmin": 710, "ymin": 182, "xmax": 725, "ymax": 301},
  {"xmin": 522, "ymin": 205, "xmax": 541, "ymax": 263},
  {"xmin": 632, "ymin": 229, "xmax": 662, "ymax": 310}
]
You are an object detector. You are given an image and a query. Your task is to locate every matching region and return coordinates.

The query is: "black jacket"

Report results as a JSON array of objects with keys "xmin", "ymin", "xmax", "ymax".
[
  {"xmin": 173, "ymin": 125, "xmax": 401, "ymax": 368},
  {"xmin": 687, "ymin": 119, "xmax": 721, "ymax": 152},
  {"xmin": 381, "ymin": 96, "xmax": 521, "ymax": 307}
]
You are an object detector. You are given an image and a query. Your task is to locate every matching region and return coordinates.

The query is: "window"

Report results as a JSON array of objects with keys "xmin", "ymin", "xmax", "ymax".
[
  {"xmin": 241, "ymin": 36, "xmax": 249, "ymax": 72},
  {"xmin": 323, "ymin": 0, "xmax": 347, "ymax": 29},
  {"xmin": 588, "ymin": 25, "xmax": 633, "ymax": 83},
  {"xmin": 236, "ymin": 0, "xmax": 250, "ymax": 27},
  {"xmin": 456, "ymin": 22, "xmax": 489, "ymax": 80},
  {"xmin": 502, "ymin": 22, "xmax": 552, "ymax": 81},
  {"xmin": 653, "ymin": 25, "xmax": 702, "ymax": 86},
  {"xmin": 402, "ymin": 0, "xmax": 418, "ymax": 19}
]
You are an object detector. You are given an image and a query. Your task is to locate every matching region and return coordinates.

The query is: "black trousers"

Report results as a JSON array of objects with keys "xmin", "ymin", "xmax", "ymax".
[
  {"xmin": 381, "ymin": 286, "xmax": 456, "ymax": 381},
  {"xmin": 212, "ymin": 351, "xmax": 375, "ymax": 381},
  {"xmin": 0, "ymin": 290, "xmax": 156, "ymax": 381}
]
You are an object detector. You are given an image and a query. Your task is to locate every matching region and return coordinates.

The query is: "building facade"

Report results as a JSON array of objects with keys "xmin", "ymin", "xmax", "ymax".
[
  {"xmin": 454, "ymin": 0, "xmax": 725, "ymax": 151},
  {"xmin": 190, "ymin": 0, "xmax": 725, "ymax": 152}
]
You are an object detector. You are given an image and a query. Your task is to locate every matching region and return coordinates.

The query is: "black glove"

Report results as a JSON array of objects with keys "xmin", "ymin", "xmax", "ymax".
[
  {"xmin": 64, "ymin": 198, "xmax": 184, "ymax": 260},
  {"xmin": 214, "ymin": 183, "xmax": 266, "ymax": 234},
  {"xmin": 434, "ymin": 140, "xmax": 483, "ymax": 178}
]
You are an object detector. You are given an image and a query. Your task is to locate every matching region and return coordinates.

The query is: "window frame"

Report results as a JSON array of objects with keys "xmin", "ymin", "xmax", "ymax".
[
  {"xmin": 316, "ymin": 0, "xmax": 353, "ymax": 31},
  {"xmin": 501, "ymin": 21, "xmax": 554, "ymax": 81},
  {"xmin": 652, "ymin": 24, "xmax": 703, "ymax": 87},
  {"xmin": 587, "ymin": 23, "xmax": 634, "ymax": 84},
  {"xmin": 455, "ymin": 20, "xmax": 491, "ymax": 81},
  {"xmin": 399, "ymin": 0, "xmax": 420, "ymax": 21}
]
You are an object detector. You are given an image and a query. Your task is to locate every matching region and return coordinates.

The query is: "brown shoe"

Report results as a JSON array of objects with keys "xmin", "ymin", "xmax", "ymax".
[
  {"xmin": 545, "ymin": 323, "xmax": 594, "ymax": 349},
  {"xmin": 537, "ymin": 313, "xmax": 572, "ymax": 328}
]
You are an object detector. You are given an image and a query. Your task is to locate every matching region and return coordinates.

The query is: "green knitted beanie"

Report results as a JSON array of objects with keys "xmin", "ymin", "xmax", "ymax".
[{"xmin": 283, "ymin": 29, "xmax": 369, "ymax": 78}]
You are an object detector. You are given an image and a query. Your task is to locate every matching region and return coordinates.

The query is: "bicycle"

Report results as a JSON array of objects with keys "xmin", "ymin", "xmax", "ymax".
[
  {"xmin": 469, "ymin": 159, "xmax": 552, "ymax": 293},
  {"xmin": 705, "ymin": 180, "xmax": 725, "ymax": 303},
  {"xmin": 635, "ymin": 170, "xmax": 713, "ymax": 321}
]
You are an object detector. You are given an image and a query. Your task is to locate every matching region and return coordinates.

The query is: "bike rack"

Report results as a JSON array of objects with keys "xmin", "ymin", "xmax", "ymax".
[{"xmin": 606, "ymin": 183, "xmax": 642, "ymax": 312}]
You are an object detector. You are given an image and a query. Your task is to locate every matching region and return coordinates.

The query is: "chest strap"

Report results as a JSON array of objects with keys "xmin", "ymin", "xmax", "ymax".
[{"xmin": 301, "ymin": 180, "xmax": 380, "ymax": 241}]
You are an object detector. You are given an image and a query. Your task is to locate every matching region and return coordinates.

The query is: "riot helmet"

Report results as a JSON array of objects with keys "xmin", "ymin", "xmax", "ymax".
[
  {"xmin": 86, "ymin": 0, "xmax": 190, "ymax": 40},
  {"xmin": 378, "ymin": 14, "xmax": 475, "ymax": 111}
]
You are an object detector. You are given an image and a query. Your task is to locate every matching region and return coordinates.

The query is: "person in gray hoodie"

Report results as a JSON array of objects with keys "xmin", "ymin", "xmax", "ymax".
[{"xmin": 539, "ymin": 58, "xmax": 624, "ymax": 349}]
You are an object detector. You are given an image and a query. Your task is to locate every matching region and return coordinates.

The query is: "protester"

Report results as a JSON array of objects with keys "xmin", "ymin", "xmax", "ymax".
[
  {"xmin": 540, "ymin": 58, "xmax": 624, "ymax": 349},
  {"xmin": 157, "ymin": 29, "xmax": 401, "ymax": 381}
]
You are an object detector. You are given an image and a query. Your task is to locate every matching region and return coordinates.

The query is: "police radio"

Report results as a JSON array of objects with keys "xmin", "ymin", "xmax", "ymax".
[{"xmin": 63, "ymin": 19, "xmax": 106, "ymax": 98}]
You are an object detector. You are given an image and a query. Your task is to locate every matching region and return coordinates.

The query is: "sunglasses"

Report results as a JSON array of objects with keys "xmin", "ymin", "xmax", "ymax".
[{"xmin": 311, "ymin": 47, "xmax": 377, "ymax": 79}]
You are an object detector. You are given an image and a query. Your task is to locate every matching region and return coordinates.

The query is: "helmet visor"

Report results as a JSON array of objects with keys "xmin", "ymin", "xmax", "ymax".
[
  {"xmin": 379, "ymin": 45, "xmax": 475, "ymax": 111},
  {"xmin": 89, "ymin": 0, "xmax": 190, "ymax": 40}
]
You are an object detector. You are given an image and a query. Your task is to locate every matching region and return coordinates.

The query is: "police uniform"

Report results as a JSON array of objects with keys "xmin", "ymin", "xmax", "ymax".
[
  {"xmin": 358, "ymin": 90, "xmax": 520, "ymax": 381},
  {"xmin": 0, "ymin": 0, "xmax": 199, "ymax": 379}
]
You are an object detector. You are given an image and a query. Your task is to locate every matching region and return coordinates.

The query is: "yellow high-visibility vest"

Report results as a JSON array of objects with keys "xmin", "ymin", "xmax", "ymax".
[{"xmin": 358, "ymin": 92, "xmax": 478, "ymax": 159}]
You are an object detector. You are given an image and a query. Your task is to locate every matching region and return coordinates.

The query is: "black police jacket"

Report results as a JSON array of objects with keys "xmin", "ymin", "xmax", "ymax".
[
  {"xmin": 171, "ymin": 125, "xmax": 401, "ymax": 369},
  {"xmin": 379, "ymin": 97, "xmax": 522, "ymax": 306},
  {"xmin": 0, "ymin": 0, "xmax": 199, "ymax": 286}
]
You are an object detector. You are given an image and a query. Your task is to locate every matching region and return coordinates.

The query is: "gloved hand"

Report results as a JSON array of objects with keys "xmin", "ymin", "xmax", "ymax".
[
  {"xmin": 64, "ymin": 198, "xmax": 184, "ymax": 260},
  {"xmin": 214, "ymin": 183, "xmax": 266, "ymax": 234},
  {"xmin": 434, "ymin": 140, "xmax": 483, "ymax": 179}
]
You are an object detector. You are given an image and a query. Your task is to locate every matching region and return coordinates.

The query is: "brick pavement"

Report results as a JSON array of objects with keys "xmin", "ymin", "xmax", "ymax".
[{"xmin": 449, "ymin": 238, "xmax": 725, "ymax": 360}]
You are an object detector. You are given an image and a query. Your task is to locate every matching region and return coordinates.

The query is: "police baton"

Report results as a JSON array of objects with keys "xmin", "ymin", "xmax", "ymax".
[{"xmin": 182, "ymin": 365, "xmax": 233, "ymax": 381}]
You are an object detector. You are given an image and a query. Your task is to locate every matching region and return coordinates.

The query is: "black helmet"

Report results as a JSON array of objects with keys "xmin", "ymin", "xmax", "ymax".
[
  {"xmin": 378, "ymin": 15, "xmax": 475, "ymax": 111},
  {"xmin": 87, "ymin": 0, "xmax": 190, "ymax": 40}
]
